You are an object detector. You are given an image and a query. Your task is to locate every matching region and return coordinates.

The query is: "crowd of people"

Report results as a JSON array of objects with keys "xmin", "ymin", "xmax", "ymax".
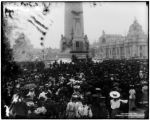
[{"xmin": 2, "ymin": 59, "xmax": 148, "ymax": 119}]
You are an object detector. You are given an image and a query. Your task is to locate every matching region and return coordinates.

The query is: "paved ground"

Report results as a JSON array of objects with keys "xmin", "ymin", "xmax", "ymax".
[
  {"xmin": 128, "ymin": 108, "xmax": 145, "ymax": 118},
  {"xmin": 116, "ymin": 107, "xmax": 146, "ymax": 118}
]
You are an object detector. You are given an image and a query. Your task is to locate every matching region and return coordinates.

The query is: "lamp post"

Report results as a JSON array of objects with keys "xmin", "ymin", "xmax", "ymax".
[
  {"xmin": 42, "ymin": 49, "xmax": 44, "ymax": 61},
  {"xmin": 41, "ymin": 37, "xmax": 45, "ymax": 61}
]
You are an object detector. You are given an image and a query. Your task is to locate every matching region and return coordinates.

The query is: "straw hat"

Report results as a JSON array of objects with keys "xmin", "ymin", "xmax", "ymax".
[
  {"xmin": 110, "ymin": 91, "xmax": 120, "ymax": 98},
  {"xmin": 95, "ymin": 88, "xmax": 101, "ymax": 91},
  {"xmin": 72, "ymin": 94, "xmax": 79, "ymax": 98},
  {"xmin": 142, "ymin": 81, "xmax": 148, "ymax": 85},
  {"xmin": 73, "ymin": 85, "xmax": 80, "ymax": 89},
  {"xmin": 130, "ymin": 84, "xmax": 134, "ymax": 86}
]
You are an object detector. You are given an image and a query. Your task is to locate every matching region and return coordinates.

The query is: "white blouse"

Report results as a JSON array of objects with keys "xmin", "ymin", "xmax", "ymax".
[{"xmin": 110, "ymin": 99, "xmax": 128, "ymax": 109}]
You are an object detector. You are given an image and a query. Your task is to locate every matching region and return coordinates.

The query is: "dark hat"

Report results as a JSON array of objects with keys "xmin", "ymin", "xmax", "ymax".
[
  {"xmin": 92, "ymin": 94, "xmax": 99, "ymax": 97},
  {"xmin": 86, "ymin": 91, "xmax": 91, "ymax": 95},
  {"xmin": 30, "ymin": 88, "xmax": 34, "ymax": 91}
]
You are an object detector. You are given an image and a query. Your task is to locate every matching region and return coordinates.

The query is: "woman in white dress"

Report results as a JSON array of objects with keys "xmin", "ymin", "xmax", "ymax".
[
  {"xmin": 142, "ymin": 82, "xmax": 148, "ymax": 105},
  {"xmin": 129, "ymin": 85, "xmax": 136, "ymax": 111},
  {"xmin": 110, "ymin": 91, "xmax": 128, "ymax": 118}
]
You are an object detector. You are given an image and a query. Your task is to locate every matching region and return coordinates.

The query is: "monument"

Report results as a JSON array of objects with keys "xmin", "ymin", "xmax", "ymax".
[{"xmin": 60, "ymin": 2, "xmax": 89, "ymax": 59}]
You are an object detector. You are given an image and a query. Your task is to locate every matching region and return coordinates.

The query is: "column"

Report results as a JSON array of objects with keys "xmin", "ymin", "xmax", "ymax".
[
  {"xmin": 137, "ymin": 45, "xmax": 139, "ymax": 58},
  {"xmin": 143, "ymin": 45, "xmax": 147, "ymax": 59},
  {"xmin": 124, "ymin": 46, "xmax": 127, "ymax": 59}
]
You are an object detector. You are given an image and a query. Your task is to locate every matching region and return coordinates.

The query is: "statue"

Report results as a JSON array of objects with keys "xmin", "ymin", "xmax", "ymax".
[
  {"xmin": 84, "ymin": 35, "xmax": 89, "ymax": 51},
  {"xmin": 74, "ymin": 18, "xmax": 81, "ymax": 36},
  {"xmin": 72, "ymin": 10, "xmax": 83, "ymax": 37},
  {"xmin": 61, "ymin": 34, "xmax": 66, "ymax": 52}
]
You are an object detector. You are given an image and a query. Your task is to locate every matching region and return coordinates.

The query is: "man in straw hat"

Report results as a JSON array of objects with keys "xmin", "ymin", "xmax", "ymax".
[{"xmin": 109, "ymin": 91, "xmax": 128, "ymax": 118}]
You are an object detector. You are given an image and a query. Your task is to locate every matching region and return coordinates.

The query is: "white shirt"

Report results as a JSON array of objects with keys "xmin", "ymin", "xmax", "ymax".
[
  {"xmin": 110, "ymin": 99, "xmax": 128, "ymax": 109},
  {"xmin": 129, "ymin": 89, "xmax": 136, "ymax": 99},
  {"xmin": 75, "ymin": 101, "xmax": 83, "ymax": 118},
  {"xmin": 78, "ymin": 104, "xmax": 93, "ymax": 117},
  {"xmin": 66, "ymin": 101, "xmax": 76, "ymax": 112},
  {"xmin": 66, "ymin": 101, "xmax": 76, "ymax": 117},
  {"xmin": 26, "ymin": 101, "xmax": 34, "ymax": 107},
  {"xmin": 34, "ymin": 106, "xmax": 47, "ymax": 114},
  {"xmin": 27, "ymin": 91, "xmax": 35, "ymax": 99},
  {"xmin": 129, "ymin": 89, "xmax": 136, "ymax": 95},
  {"xmin": 4, "ymin": 105, "xmax": 10, "ymax": 117},
  {"xmin": 142, "ymin": 85, "xmax": 148, "ymax": 92},
  {"xmin": 83, "ymin": 105, "xmax": 90, "ymax": 116},
  {"xmin": 39, "ymin": 91, "xmax": 48, "ymax": 101},
  {"xmin": 12, "ymin": 94, "xmax": 19, "ymax": 103}
]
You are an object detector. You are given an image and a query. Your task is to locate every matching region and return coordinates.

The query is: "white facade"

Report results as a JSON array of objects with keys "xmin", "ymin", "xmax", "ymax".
[{"xmin": 97, "ymin": 19, "xmax": 148, "ymax": 60}]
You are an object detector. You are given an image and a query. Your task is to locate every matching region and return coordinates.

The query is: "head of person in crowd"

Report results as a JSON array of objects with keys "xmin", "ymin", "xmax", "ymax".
[
  {"xmin": 142, "ymin": 81, "xmax": 148, "ymax": 86},
  {"xmin": 130, "ymin": 85, "xmax": 135, "ymax": 89},
  {"xmin": 71, "ymin": 94, "xmax": 78, "ymax": 102},
  {"xmin": 139, "ymin": 70, "xmax": 144, "ymax": 78},
  {"xmin": 112, "ymin": 86, "xmax": 121, "ymax": 92},
  {"xmin": 110, "ymin": 77, "xmax": 114, "ymax": 81},
  {"xmin": 12, "ymin": 93, "xmax": 24, "ymax": 103},
  {"xmin": 82, "ymin": 98, "xmax": 87, "ymax": 105},
  {"xmin": 95, "ymin": 88, "xmax": 101, "ymax": 92},
  {"xmin": 30, "ymin": 87, "xmax": 35, "ymax": 91},
  {"xmin": 73, "ymin": 85, "xmax": 80, "ymax": 91},
  {"xmin": 95, "ymin": 88, "xmax": 103, "ymax": 97}
]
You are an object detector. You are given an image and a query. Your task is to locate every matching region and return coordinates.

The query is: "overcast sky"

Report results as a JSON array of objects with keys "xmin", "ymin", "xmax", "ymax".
[{"xmin": 6, "ymin": 2, "xmax": 148, "ymax": 49}]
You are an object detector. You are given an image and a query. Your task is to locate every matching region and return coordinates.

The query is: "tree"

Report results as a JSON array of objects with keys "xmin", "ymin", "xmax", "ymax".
[
  {"xmin": 2, "ymin": 15, "xmax": 14, "ymax": 85},
  {"xmin": 1, "ymin": 5, "xmax": 22, "ymax": 110}
]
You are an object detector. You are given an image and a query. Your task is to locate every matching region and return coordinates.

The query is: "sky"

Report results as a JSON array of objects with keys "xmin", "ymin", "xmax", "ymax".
[{"xmin": 5, "ymin": 2, "xmax": 148, "ymax": 49}]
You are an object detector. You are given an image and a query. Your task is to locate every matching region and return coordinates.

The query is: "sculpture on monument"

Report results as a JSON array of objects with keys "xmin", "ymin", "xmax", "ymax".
[
  {"xmin": 72, "ymin": 10, "xmax": 83, "ymax": 37},
  {"xmin": 84, "ymin": 35, "xmax": 89, "ymax": 51},
  {"xmin": 61, "ymin": 35, "xmax": 66, "ymax": 51}
]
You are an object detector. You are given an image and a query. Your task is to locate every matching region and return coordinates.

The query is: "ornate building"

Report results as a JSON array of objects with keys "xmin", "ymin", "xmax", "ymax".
[
  {"xmin": 13, "ymin": 33, "xmax": 34, "ymax": 62},
  {"xmin": 98, "ymin": 19, "xmax": 148, "ymax": 60}
]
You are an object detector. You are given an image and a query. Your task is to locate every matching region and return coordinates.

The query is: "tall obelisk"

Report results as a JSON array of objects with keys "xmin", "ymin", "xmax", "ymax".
[{"xmin": 60, "ymin": 2, "xmax": 89, "ymax": 59}]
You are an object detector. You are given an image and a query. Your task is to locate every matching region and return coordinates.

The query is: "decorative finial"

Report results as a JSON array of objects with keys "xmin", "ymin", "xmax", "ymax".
[
  {"xmin": 102, "ymin": 30, "xmax": 105, "ymax": 35},
  {"xmin": 134, "ymin": 16, "xmax": 137, "ymax": 23}
]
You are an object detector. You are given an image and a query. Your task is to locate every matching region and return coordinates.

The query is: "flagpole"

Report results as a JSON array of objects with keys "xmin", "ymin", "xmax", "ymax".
[
  {"xmin": 43, "ymin": 49, "xmax": 44, "ymax": 61},
  {"xmin": 43, "ymin": 40, "xmax": 45, "ymax": 61}
]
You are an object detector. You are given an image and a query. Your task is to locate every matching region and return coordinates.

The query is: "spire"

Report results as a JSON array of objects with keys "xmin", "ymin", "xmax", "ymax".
[
  {"xmin": 134, "ymin": 17, "xmax": 138, "ymax": 24},
  {"xmin": 102, "ymin": 30, "xmax": 105, "ymax": 35}
]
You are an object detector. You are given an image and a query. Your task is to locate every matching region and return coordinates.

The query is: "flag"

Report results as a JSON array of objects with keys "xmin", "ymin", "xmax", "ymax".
[
  {"xmin": 28, "ymin": 19, "xmax": 46, "ymax": 36},
  {"xmin": 31, "ymin": 16, "xmax": 48, "ymax": 30}
]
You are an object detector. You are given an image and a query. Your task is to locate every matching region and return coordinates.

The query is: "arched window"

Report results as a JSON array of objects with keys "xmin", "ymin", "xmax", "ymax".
[{"xmin": 76, "ymin": 41, "xmax": 79, "ymax": 48}]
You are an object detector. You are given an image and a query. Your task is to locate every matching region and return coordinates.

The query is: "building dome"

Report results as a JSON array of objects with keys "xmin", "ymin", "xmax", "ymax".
[{"xmin": 127, "ymin": 19, "xmax": 146, "ymax": 41}]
